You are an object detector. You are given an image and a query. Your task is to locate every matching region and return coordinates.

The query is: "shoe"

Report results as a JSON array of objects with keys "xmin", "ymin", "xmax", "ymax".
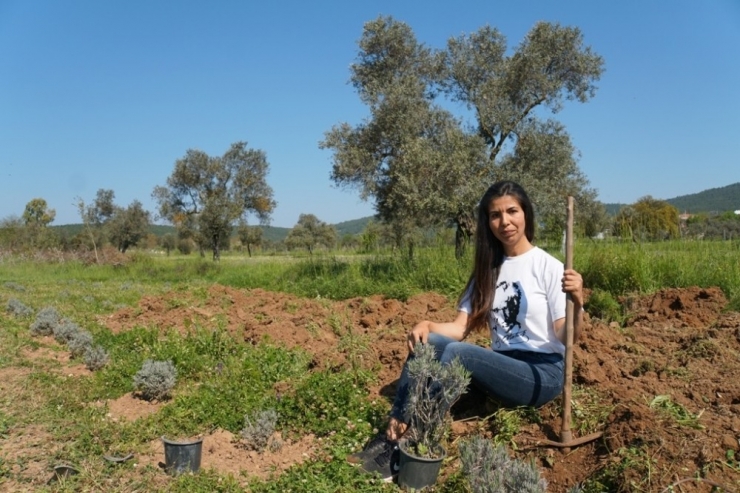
[
  {"xmin": 346, "ymin": 434, "xmax": 394, "ymax": 465},
  {"xmin": 358, "ymin": 441, "xmax": 400, "ymax": 482}
]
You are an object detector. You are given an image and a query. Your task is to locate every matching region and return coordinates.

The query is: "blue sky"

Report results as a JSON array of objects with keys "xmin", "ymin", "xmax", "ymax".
[{"xmin": 1, "ymin": 0, "xmax": 738, "ymax": 227}]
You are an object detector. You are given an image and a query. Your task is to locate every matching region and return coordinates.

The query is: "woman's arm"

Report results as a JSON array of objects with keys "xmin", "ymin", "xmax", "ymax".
[{"xmin": 406, "ymin": 311, "xmax": 469, "ymax": 352}]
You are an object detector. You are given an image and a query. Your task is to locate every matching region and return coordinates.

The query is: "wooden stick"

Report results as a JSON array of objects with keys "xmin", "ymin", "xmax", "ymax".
[{"xmin": 560, "ymin": 196, "xmax": 575, "ymax": 452}]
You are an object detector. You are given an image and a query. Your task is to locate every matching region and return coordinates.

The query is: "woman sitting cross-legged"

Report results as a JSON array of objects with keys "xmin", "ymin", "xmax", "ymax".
[{"xmin": 348, "ymin": 180, "xmax": 586, "ymax": 481}]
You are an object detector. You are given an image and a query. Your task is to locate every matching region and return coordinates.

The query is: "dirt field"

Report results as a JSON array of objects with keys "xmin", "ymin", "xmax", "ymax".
[{"xmin": 4, "ymin": 284, "xmax": 739, "ymax": 491}]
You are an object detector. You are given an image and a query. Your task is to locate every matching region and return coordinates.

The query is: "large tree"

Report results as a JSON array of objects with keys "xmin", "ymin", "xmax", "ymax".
[
  {"xmin": 108, "ymin": 200, "xmax": 151, "ymax": 253},
  {"xmin": 22, "ymin": 198, "xmax": 56, "ymax": 228},
  {"xmin": 21, "ymin": 198, "xmax": 57, "ymax": 248},
  {"xmin": 285, "ymin": 214, "xmax": 336, "ymax": 254},
  {"xmin": 322, "ymin": 17, "xmax": 604, "ymax": 256},
  {"xmin": 613, "ymin": 196, "xmax": 680, "ymax": 241},
  {"xmin": 76, "ymin": 189, "xmax": 151, "ymax": 256},
  {"xmin": 152, "ymin": 141, "xmax": 276, "ymax": 261}
]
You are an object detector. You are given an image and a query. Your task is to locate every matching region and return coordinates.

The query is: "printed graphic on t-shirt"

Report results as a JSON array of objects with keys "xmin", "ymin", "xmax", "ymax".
[{"xmin": 492, "ymin": 280, "xmax": 529, "ymax": 348}]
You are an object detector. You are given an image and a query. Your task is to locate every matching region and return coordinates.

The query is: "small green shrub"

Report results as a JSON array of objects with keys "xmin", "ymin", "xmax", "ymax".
[
  {"xmin": 84, "ymin": 345, "xmax": 109, "ymax": 371},
  {"xmin": 68, "ymin": 330, "xmax": 94, "ymax": 358},
  {"xmin": 585, "ymin": 289, "xmax": 623, "ymax": 324},
  {"xmin": 133, "ymin": 359, "xmax": 177, "ymax": 401},
  {"xmin": 5, "ymin": 298, "xmax": 33, "ymax": 317},
  {"xmin": 241, "ymin": 408, "xmax": 280, "ymax": 452},
  {"xmin": 459, "ymin": 436, "xmax": 547, "ymax": 493},
  {"xmin": 30, "ymin": 306, "xmax": 61, "ymax": 336}
]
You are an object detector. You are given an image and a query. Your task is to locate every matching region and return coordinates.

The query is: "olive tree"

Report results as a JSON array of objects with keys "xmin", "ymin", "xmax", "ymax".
[
  {"xmin": 77, "ymin": 190, "xmax": 151, "ymax": 255},
  {"xmin": 285, "ymin": 214, "xmax": 336, "ymax": 254},
  {"xmin": 322, "ymin": 17, "xmax": 604, "ymax": 257},
  {"xmin": 237, "ymin": 220, "xmax": 263, "ymax": 257},
  {"xmin": 20, "ymin": 198, "xmax": 58, "ymax": 248},
  {"xmin": 108, "ymin": 200, "xmax": 151, "ymax": 253},
  {"xmin": 22, "ymin": 198, "xmax": 56, "ymax": 228},
  {"xmin": 152, "ymin": 141, "xmax": 276, "ymax": 261}
]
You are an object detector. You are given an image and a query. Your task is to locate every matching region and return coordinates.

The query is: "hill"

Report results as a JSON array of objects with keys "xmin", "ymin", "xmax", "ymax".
[
  {"xmin": 52, "ymin": 217, "xmax": 376, "ymax": 242},
  {"xmin": 603, "ymin": 182, "xmax": 740, "ymax": 215}
]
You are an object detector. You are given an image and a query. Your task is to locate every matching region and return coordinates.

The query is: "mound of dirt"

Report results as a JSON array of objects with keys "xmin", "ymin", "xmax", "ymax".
[{"xmin": 104, "ymin": 285, "xmax": 740, "ymax": 492}]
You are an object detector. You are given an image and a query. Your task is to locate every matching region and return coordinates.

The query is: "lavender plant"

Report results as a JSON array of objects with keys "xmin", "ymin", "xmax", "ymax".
[
  {"xmin": 133, "ymin": 360, "xmax": 177, "ymax": 401},
  {"xmin": 67, "ymin": 330, "xmax": 94, "ymax": 358},
  {"xmin": 84, "ymin": 345, "xmax": 109, "ymax": 371},
  {"xmin": 6, "ymin": 298, "xmax": 33, "ymax": 317},
  {"xmin": 30, "ymin": 306, "xmax": 61, "ymax": 336},
  {"xmin": 402, "ymin": 342, "xmax": 471, "ymax": 458},
  {"xmin": 241, "ymin": 408, "xmax": 280, "ymax": 452},
  {"xmin": 53, "ymin": 320, "xmax": 81, "ymax": 344},
  {"xmin": 459, "ymin": 436, "xmax": 548, "ymax": 493},
  {"xmin": 3, "ymin": 281, "xmax": 26, "ymax": 292}
]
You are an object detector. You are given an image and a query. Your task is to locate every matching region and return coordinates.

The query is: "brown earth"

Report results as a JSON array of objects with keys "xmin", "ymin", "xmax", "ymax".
[{"xmin": 96, "ymin": 284, "xmax": 740, "ymax": 492}]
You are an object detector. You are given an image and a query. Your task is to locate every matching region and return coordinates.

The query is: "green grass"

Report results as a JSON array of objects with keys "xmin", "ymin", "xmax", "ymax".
[{"xmin": 0, "ymin": 238, "xmax": 738, "ymax": 491}]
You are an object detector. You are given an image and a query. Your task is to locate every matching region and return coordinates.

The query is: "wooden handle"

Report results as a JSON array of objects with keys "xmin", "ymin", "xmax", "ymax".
[{"xmin": 560, "ymin": 196, "xmax": 575, "ymax": 450}]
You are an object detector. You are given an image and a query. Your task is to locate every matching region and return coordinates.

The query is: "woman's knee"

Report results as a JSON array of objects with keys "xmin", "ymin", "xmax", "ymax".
[{"xmin": 439, "ymin": 341, "xmax": 469, "ymax": 364}]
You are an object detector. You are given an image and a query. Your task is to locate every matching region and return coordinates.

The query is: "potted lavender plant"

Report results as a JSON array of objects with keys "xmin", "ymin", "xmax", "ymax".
[{"xmin": 398, "ymin": 342, "xmax": 471, "ymax": 490}]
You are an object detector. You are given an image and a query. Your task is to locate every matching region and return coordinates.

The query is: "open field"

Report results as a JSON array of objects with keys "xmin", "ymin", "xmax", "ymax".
[{"xmin": 1, "ymin": 241, "xmax": 739, "ymax": 492}]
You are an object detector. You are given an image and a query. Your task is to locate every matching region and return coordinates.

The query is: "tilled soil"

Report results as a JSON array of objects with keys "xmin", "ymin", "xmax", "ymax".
[{"xmin": 101, "ymin": 284, "xmax": 740, "ymax": 492}]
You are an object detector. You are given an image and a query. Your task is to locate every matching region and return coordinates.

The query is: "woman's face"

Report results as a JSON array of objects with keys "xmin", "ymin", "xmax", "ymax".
[{"xmin": 488, "ymin": 194, "xmax": 531, "ymax": 256}]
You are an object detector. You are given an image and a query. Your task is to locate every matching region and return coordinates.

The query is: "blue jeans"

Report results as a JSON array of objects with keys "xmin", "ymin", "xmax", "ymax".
[{"xmin": 389, "ymin": 333, "xmax": 564, "ymax": 421}]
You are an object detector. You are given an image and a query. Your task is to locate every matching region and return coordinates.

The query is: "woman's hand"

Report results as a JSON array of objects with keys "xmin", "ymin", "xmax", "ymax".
[
  {"xmin": 386, "ymin": 417, "xmax": 408, "ymax": 441},
  {"xmin": 562, "ymin": 268, "xmax": 585, "ymax": 307},
  {"xmin": 407, "ymin": 321, "xmax": 431, "ymax": 352}
]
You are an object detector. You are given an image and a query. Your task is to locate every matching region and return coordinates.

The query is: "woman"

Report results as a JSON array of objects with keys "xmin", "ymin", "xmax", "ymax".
[{"xmin": 351, "ymin": 181, "xmax": 586, "ymax": 480}]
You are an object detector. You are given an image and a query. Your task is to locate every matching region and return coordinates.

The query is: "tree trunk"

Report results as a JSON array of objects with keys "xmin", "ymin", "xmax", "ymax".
[
  {"xmin": 212, "ymin": 235, "xmax": 221, "ymax": 261},
  {"xmin": 454, "ymin": 213, "xmax": 476, "ymax": 259}
]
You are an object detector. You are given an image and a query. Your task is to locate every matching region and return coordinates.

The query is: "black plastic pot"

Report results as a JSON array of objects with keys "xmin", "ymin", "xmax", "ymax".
[
  {"xmin": 162, "ymin": 436, "xmax": 203, "ymax": 475},
  {"xmin": 397, "ymin": 442, "xmax": 446, "ymax": 490}
]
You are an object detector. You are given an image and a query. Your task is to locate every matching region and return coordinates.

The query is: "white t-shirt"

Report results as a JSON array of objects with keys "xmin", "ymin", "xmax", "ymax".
[{"xmin": 459, "ymin": 246, "xmax": 566, "ymax": 355}]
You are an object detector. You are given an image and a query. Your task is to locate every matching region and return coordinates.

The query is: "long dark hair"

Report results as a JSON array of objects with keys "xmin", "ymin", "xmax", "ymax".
[{"xmin": 461, "ymin": 181, "xmax": 536, "ymax": 334}]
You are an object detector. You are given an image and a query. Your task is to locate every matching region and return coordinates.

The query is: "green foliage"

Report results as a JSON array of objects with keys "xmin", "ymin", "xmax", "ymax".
[
  {"xmin": 133, "ymin": 359, "xmax": 177, "ymax": 401},
  {"xmin": 285, "ymin": 214, "xmax": 337, "ymax": 254},
  {"xmin": 486, "ymin": 408, "xmax": 526, "ymax": 448},
  {"xmin": 277, "ymin": 368, "xmax": 380, "ymax": 440},
  {"xmin": 613, "ymin": 196, "xmax": 680, "ymax": 241},
  {"xmin": 22, "ymin": 197, "xmax": 56, "ymax": 227},
  {"xmin": 323, "ymin": 16, "xmax": 604, "ymax": 256},
  {"xmin": 668, "ymin": 181, "xmax": 740, "ymax": 214},
  {"xmin": 577, "ymin": 240, "xmax": 740, "ymax": 303},
  {"xmin": 585, "ymin": 288, "xmax": 623, "ymax": 324},
  {"xmin": 107, "ymin": 199, "xmax": 151, "ymax": 253},
  {"xmin": 649, "ymin": 395, "xmax": 704, "ymax": 429},
  {"xmin": 153, "ymin": 141, "xmax": 276, "ymax": 261},
  {"xmin": 1, "ymin": 239, "xmax": 737, "ymax": 491},
  {"xmin": 459, "ymin": 436, "xmax": 547, "ymax": 493}
]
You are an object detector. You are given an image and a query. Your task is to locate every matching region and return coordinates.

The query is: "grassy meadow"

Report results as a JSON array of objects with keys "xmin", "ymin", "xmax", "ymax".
[{"xmin": 0, "ymin": 238, "xmax": 738, "ymax": 492}]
